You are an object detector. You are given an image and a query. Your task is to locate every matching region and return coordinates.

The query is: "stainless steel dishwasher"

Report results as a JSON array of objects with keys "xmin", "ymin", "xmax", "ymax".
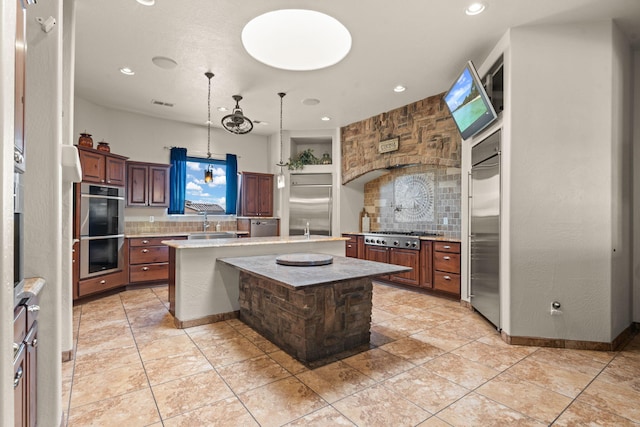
[{"xmin": 250, "ymin": 219, "xmax": 278, "ymax": 237}]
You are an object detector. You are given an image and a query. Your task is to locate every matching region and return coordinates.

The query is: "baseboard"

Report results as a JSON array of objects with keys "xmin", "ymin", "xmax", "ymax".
[
  {"xmin": 173, "ymin": 310, "xmax": 239, "ymax": 329},
  {"xmin": 61, "ymin": 349, "xmax": 74, "ymax": 362}
]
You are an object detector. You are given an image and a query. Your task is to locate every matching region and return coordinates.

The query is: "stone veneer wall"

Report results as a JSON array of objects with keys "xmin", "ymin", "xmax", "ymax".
[
  {"xmin": 364, "ymin": 164, "xmax": 461, "ymax": 238},
  {"xmin": 341, "ymin": 92, "xmax": 461, "ymax": 184}
]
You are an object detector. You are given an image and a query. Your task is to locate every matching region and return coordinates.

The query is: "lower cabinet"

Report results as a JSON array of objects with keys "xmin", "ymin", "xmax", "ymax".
[
  {"xmin": 76, "ymin": 270, "xmax": 126, "ymax": 299},
  {"xmin": 419, "ymin": 241, "xmax": 433, "ymax": 289},
  {"xmin": 128, "ymin": 236, "xmax": 186, "ymax": 284},
  {"xmin": 364, "ymin": 245, "xmax": 390, "ymax": 281},
  {"xmin": 342, "ymin": 233, "xmax": 364, "ymax": 258},
  {"xmin": 388, "ymin": 247, "xmax": 420, "ymax": 287},
  {"xmin": 433, "ymin": 242, "xmax": 461, "ymax": 297},
  {"xmin": 14, "ymin": 294, "xmax": 39, "ymax": 427}
]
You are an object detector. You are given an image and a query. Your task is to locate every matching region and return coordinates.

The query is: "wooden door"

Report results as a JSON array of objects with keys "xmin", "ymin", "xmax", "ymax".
[
  {"xmin": 127, "ymin": 163, "xmax": 148, "ymax": 206},
  {"xmin": 365, "ymin": 245, "xmax": 389, "ymax": 280},
  {"xmin": 419, "ymin": 241, "xmax": 433, "ymax": 289},
  {"xmin": 257, "ymin": 174, "xmax": 273, "ymax": 216},
  {"xmin": 389, "ymin": 248, "xmax": 420, "ymax": 286},
  {"xmin": 78, "ymin": 149, "xmax": 105, "ymax": 183},
  {"xmin": 105, "ymin": 156, "xmax": 126, "ymax": 186},
  {"xmin": 148, "ymin": 165, "xmax": 170, "ymax": 206},
  {"xmin": 242, "ymin": 173, "xmax": 259, "ymax": 216}
]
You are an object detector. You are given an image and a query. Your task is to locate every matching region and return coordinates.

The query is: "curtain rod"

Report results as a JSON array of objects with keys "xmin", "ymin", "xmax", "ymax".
[{"xmin": 163, "ymin": 146, "xmax": 241, "ymax": 159}]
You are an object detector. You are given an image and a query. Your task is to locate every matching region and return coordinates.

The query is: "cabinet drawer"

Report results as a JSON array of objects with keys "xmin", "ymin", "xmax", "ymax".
[
  {"xmin": 434, "ymin": 241, "xmax": 460, "ymax": 253},
  {"xmin": 130, "ymin": 245, "xmax": 168, "ymax": 264},
  {"xmin": 433, "ymin": 271, "xmax": 461, "ymax": 294},
  {"xmin": 130, "ymin": 263, "xmax": 168, "ymax": 283},
  {"xmin": 23, "ymin": 294, "xmax": 39, "ymax": 331},
  {"xmin": 78, "ymin": 271, "xmax": 124, "ymax": 297},
  {"xmin": 345, "ymin": 241, "xmax": 358, "ymax": 258},
  {"xmin": 433, "ymin": 252, "xmax": 461, "ymax": 273},
  {"xmin": 129, "ymin": 237, "xmax": 168, "ymax": 247}
]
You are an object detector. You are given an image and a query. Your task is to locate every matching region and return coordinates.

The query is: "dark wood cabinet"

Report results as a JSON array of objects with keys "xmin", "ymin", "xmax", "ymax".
[
  {"xmin": 433, "ymin": 241, "xmax": 461, "ymax": 297},
  {"xmin": 127, "ymin": 236, "xmax": 186, "ymax": 284},
  {"xmin": 239, "ymin": 172, "xmax": 273, "ymax": 216},
  {"xmin": 419, "ymin": 240, "xmax": 433, "ymax": 289},
  {"xmin": 343, "ymin": 234, "xmax": 360, "ymax": 258},
  {"xmin": 76, "ymin": 269, "xmax": 126, "ymax": 299},
  {"xmin": 14, "ymin": 294, "xmax": 39, "ymax": 427},
  {"xmin": 389, "ymin": 247, "xmax": 420, "ymax": 287},
  {"xmin": 77, "ymin": 146, "xmax": 127, "ymax": 186},
  {"xmin": 364, "ymin": 245, "xmax": 390, "ymax": 280},
  {"xmin": 127, "ymin": 161, "xmax": 170, "ymax": 207}
]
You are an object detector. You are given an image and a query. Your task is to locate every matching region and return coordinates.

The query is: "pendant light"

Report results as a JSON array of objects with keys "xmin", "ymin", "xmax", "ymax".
[
  {"xmin": 204, "ymin": 71, "xmax": 214, "ymax": 183},
  {"xmin": 275, "ymin": 92, "xmax": 288, "ymax": 189}
]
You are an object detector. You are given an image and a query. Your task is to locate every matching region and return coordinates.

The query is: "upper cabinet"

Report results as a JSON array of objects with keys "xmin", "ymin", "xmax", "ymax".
[
  {"xmin": 127, "ymin": 161, "xmax": 170, "ymax": 207},
  {"xmin": 239, "ymin": 172, "xmax": 273, "ymax": 217},
  {"xmin": 77, "ymin": 146, "xmax": 127, "ymax": 186},
  {"xmin": 14, "ymin": 0, "xmax": 26, "ymax": 172}
]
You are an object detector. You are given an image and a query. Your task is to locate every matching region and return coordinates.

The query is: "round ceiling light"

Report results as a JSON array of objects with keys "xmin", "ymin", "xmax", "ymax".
[
  {"xmin": 302, "ymin": 98, "xmax": 320, "ymax": 106},
  {"xmin": 465, "ymin": 2, "xmax": 486, "ymax": 15},
  {"xmin": 136, "ymin": 0, "xmax": 155, "ymax": 6},
  {"xmin": 151, "ymin": 56, "xmax": 178, "ymax": 69},
  {"xmin": 119, "ymin": 67, "xmax": 135, "ymax": 76},
  {"xmin": 393, "ymin": 85, "xmax": 406, "ymax": 93},
  {"xmin": 242, "ymin": 9, "xmax": 352, "ymax": 71}
]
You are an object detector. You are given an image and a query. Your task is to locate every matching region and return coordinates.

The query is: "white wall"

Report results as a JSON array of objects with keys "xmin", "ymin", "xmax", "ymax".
[
  {"xmin": 506, "ymin": 21, "xmax": 631, "ymax": 342},
  {"xmin": 633, "ymin": 50, "xmax": 640, "ymax": 322}
]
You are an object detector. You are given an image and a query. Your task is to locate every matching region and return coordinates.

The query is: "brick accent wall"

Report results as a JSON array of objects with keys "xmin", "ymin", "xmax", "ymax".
[{"xmin": 341, "ymin": 92, "xmax": 461, "ymax": 184}]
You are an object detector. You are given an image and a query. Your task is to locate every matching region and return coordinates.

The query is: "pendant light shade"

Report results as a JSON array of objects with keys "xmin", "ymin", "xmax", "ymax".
[
  {"xmin": 276, "ymin": 92, "xmax": 287, "ymax": 189},
  {"xmin": 204, "ymin": 72, "xmax": 215, "ymax": 183},
  {"xmin": 221, "ymin": 95, "xmax": 253, "ymax": 134}
]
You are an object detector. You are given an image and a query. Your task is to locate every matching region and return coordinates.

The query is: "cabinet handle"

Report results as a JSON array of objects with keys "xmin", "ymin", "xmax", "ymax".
[
  {"xmin": 100, "ymin": 280, "xmax": 106, "ymax": 284},
  {"xmin": 347, "ymin": 244, "xmax": 352, "ymax": 248},
  {"xmin": 29, "ymin": 338, "xmax": 37, "ymax": 348},
  {"xmin": 142, "ymin": 267, "xmax": 149, "ymax": 271},
  {"xmin": 14, "ymin": 367, "xmax": 23, "ymax": 389},
  {"xmin": 142, "ymin": 240, "xmax": 149, "ymax": 244},
  {"xmin": 27, "ymin": 305, "xmax": 40, "ymax": 312},
  {"xmin": 142, "ymin": 249, "xmax": 149, "ymax": 253},
  {"xmin": 443, "ymin": 245, "xmax": 451, "ymax": 249},
  {"xmin": 443, "ymin": 256, "xmax": 451, "ymax": 260},
  {"xmin": 13, "ymin": 342, "xmax": 20, "ymax": 354},
  {"xmin": 443, "ymin": 275, "xmax": 451, "ymax": 280}
]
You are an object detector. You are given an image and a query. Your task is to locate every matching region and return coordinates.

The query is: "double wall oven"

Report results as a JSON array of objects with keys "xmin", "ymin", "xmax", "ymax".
[{"xmin": 79, "ymin": 183, "xmax": 125, "ymax": 278}]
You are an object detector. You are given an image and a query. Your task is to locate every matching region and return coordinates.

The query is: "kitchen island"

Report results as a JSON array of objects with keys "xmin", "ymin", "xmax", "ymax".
[
  {"xmin": 219, "ymin": 254, "xmax": 409, "ymax": 362},
  {"xmin": 162, "ymin": 235, "xmax": 349, "ymax": 328}
]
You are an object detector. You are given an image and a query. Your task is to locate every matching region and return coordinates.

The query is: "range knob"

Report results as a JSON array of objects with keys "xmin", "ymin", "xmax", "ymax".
[
  {"xmin": 405, "ymin": 241, "xmax": 411, "ymax": 247},
  {"xmin": 365, "ymin": 238, "xmax": 370, "ymax": 243},
  {"xmin": 381, "ymin": 240, "xmax": 387, "ymax": 245},
  {"xmin": 411, "ymin": 242, "xmax": 418, "ymax": 248},
  {"xmin": 376, "ymin": 239, "xmax": 381, "ymax": 244},
  {"xmin": 393, "ymin": 241, "xmax": 399, "ymax": 246}
]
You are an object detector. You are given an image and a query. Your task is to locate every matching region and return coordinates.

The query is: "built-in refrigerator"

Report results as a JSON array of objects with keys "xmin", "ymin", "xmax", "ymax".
[
  {"xmin": 289, "ymin": 173, "xmax": 332, "ymax": 236},
  {"xmin": 470, "ymin": 130, "xmax": 501, "ymax": 328}
]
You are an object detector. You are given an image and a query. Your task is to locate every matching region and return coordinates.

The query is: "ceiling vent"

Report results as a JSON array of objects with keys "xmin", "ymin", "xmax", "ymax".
[{"xmin": 151, "ymin": 99, "xmax": 174, "ymax": 107}]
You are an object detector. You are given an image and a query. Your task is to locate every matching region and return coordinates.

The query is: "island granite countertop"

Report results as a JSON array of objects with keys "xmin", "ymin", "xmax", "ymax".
[
  {"xmin": 218, "ymin": 253, "xmax": 410, "ymax": 289},
  {"xmin": 162, "ymin": 234, "xmax": 347, "ymax": 249}
]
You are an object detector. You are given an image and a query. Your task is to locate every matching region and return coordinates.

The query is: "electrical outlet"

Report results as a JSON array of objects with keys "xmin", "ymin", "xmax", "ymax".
[
  {"xmin": 443, "ymin": 217, "xmax": 448, "ymax": 225},
  {"xmin": 149, "ymin": 216, "xmax": 154, "ymax": 223}
]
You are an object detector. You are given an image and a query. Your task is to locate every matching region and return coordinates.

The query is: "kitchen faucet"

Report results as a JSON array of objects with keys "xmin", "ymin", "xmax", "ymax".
[{"xmin": 202, "ymin": 212, "xmax": 210, "ymax": 231}]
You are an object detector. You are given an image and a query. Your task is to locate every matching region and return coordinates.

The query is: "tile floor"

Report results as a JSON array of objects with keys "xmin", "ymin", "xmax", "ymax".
[{"xmin": 62, "ymin": 283, "xmax": 640, "ymax": 426}]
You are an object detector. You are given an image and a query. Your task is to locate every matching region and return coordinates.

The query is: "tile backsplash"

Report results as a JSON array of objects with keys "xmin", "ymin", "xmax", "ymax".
[
  {"xmin": 125, "ymin": 215, "xmax": 238, "ymax": 235},
  {"xmin": 364, "ymin": 164, "xmax": 461, "ymax": 238}
]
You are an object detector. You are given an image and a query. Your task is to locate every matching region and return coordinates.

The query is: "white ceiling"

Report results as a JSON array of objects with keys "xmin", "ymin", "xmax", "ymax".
[{"xmin": 74, "ymin": 0, "xmax": 640, "ymax": 136}]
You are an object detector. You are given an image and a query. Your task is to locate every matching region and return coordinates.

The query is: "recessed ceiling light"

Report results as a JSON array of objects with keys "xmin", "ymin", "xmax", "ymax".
[
  {"xmin": 136, "ymin": 0, "xmax": 155, "ymax": 6},
  {"xmin": 393, "ymin": 85, "xmax": 406, "ymax": 93},
  {"xmin": 242, "ymin": 9, "xmax": 352, "ymax": 71},
  {"xmin": 217, "ymin": 107, "xmax": 228, "ymax": 112},
  {"xmin": 254, "ymin": 121, "xmax": 269, "ymax": 126},
  {"xmin": 465, "ymin": 2, "xmax": 486, "ymax": 15},
  {"xmin": 120, "ymin": 67, "xmax": 135, "ymax": 76},
  {"xmin": 302, "ymin": 98, "xmax": 320, "ymax": 106},
  {"xmin": 321, "ymin": 116, "xmax": 331, "ymax": 121},
  {"xmin": 151, "ymin": 56, "xmax": 178, "ymax": 69}
]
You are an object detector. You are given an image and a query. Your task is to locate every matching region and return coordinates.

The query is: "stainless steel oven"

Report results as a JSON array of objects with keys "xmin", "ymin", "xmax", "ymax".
[
  {"xmin": 79, "ymin": 183, "xmax": 125, "ymax": 278},
  {"xmin": 14, "ymin": 173, "xmax": 24, "ymax": 302}
]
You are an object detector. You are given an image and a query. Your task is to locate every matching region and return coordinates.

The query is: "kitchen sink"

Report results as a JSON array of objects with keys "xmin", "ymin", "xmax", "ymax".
[{"xmin": 188, "ymin": 232, "xmax": 236, "ymax": 240}]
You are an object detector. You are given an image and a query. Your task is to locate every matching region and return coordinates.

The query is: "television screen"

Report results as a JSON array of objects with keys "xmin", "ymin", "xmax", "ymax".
[{"xmin": 444, "ymin": 61, "xmax": 497, "ymax": 140}]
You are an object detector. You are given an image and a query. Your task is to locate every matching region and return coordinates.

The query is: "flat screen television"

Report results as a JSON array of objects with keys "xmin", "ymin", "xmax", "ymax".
[{"xmin": 444, "ymin": 60, "xmax": 497, "ymax": 140}]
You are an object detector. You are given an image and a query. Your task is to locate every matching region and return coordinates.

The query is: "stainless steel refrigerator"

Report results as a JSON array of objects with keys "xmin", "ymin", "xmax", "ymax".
[
  {"xmin": 289, "ymin": 173, "xmax": 332, "ymax": 236},
  {"xmin": 470, "ymin": 130, "xmax": 501, "ymax": 329}
]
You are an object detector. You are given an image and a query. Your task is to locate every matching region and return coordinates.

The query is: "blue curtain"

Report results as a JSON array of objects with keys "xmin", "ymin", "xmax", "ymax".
[
  {"xmin": 168, "ymin": 147, "xmax": 187, "ymax": 214},
  {"xmin": 225, "ymin": 154, "xmax": 238, "ymax": 214}
]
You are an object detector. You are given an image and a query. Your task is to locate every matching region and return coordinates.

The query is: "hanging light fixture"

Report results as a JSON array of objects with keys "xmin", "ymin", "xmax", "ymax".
[
  {"xmin": 275, "ymin": 92, "xmax": 288, "ymax": 189},
  {"xmin": 221, "ymin": 95, "xmax": 253, "ymax": 134},
  {"xmin": 204, "ymin": 71, "xmax": 215, "ymax": 183}
]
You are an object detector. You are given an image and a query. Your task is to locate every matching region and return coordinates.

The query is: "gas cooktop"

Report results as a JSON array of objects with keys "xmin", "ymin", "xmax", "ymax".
[
  {"xmin": 363, "ymin": 231, "xmax": 442, "ymax": 249},
  {"xmin": 367, "ymin": 231, "xmax": 442, "ymax": 237}
]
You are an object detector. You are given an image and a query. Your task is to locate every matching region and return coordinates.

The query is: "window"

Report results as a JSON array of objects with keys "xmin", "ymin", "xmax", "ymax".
[{"xmin": 185, "ymin": 157, "xmax": 227, "ymax": 214}]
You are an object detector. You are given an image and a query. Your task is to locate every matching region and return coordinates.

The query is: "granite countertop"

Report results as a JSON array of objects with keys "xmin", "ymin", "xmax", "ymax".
[
  {"xmin": 162, "ymin": 234, "xmax": 348, "ymax": 249},
  {"xmin": 15, "ymin": 277, "xmax": 46, "ymax": 307},
  {"xmin": 341, "ymin": 231, "xmax": 461, "ymax": 243},
  {"xmin": 126, "ymin": 231, "xmax": 249, "ymax": 239},
  {"xmin": 218, "ymin": 253, "xmax": 410, "ymax": 289}
]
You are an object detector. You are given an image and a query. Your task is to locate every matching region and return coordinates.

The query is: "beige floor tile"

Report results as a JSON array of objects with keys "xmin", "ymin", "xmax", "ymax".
[
  {"xmin": 61, "ymin": 379, "xmax": 72, "ymax": 416},
  {"xmin": 596, "ymin": 354, "xmax": 640, "ymax": 390},
  {"xmin": 131, "ymin": 320, "xmax": 186, "ymax": 344},
  {"xmin": 186, "ymin": 322, "xmax": 244, "ymax": 348},
  {"xmin": 375, "ymin": 316, "xmax": 427, "ymax": 337},
  {"xmin": 529, "ymin": 347, "xmax": 614, "ymax": 376},
  {"xmin": 127, "ymin": 306, "xmax": 174, "ymax": 329},
  {"xmin": 476, "ymin": 372, "xmax": 572, "ymax": 424},
  {"xmin": 553, "ymin": 400, "xmax": 638, "ymax": 426},
  {"xmin": 342, "ymin": 348, "xmax": 414, "ymax": 381},
  {"xmin": 452, "ymin": 338, "xmax": 535, "ymax": 371},
  {"xmin": 143, "ymin": 348, "xmax": 213, "ymax": 386},
  {"xmin": 77, "ymin": 317, "xmax": 129, "ymax": 335},
  {"xmin": 68, "ymin": 388, "xmax": 160, "ymax": 427},
  {"xmin": 137, "ymin": 333, "xmax": 198, "ymax": 362},
  {"xmin": 411, "ymin": 327, "xmax": 473, "ymax": 352},
  {"xmin": 152, "ymin": 370, "xmax": 233, "ymax": 419},
  {"xmin": 443, "ymin": 314, "xmax": 497, "ymax": 340},
  {"xmin": 577, "ymin": 377, "xmax": 640, "ymax": 423},
  {"xmin": 269, "ymin": 350, "xmax": 308, "ymax": 375},
  {"xmin": 75, "ymin": 324, "xmax": 136, "ymax": 356},
  {"xmin": 371, "ymin": 307, "xmax": 399, "ymax": 324},
  {"xmin": 61, "ymin": 359, "xmax": 74, "ymax": 381},
  {"xmin": 239, "ymin": 376, "xmax": 327, "ymax": 427},
  {"xmin": 217, "ymin": 354, "xmax": 291, "ymax": 394},
  {"xmin": 333, "ymin": 383, "xmax": 431, "ymax": 427},
  {"xmin": 375, "ymin": 303, "xmax": 425, "ymax": 318},
  {"xmin": 162, "ymin": 396, "xmax": 259, "ymax": 427},
  {"xmin": 416, "ymin": 416, "xmax": 455, "ymax": 426},
  {"xmin": 437, "ymin": 392, "xmax": 545, "ymax": 426},
  {"xmin": 383, "ymin": 365, "xmax": 468, "ymax": 413},
  {"xmin": 422, "ymin": 353, "xmax": 499, "ymax": 389},
  {"xmin": 296, "ymin": 360, "xmax": 376, "ymax": 403},
  {"xmin": 284, "ymin": 406, "xmax": 356, "ymax": 426},
  {"xmin": 402, "ymin": 308, "xmax": 453, "ymax": 328},
  {"xmin": 240, "ymin": 328, "xmax": 281, "ymax": 353},
  {"xmin": 199, "ymin": 336, "xmax": 265, "ymax": 367},
  {"xmin": 70, "ymin": 362, "xmax": 148, "ymax": 408},
  {"xmin": 379, "ymin": 336, "xmax": 445, "ymax": 365},
  {"xmin": 73, "ymin": 344, "xmax": 142, "ymax": 377}
]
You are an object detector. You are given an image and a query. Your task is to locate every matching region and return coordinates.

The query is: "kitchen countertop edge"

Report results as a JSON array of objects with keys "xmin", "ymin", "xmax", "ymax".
[
  {"xmin": 341, "ymin": 231, "xmax": 461, "ymax": 243},
  {"xmin": 163, "ymin": 235, "xmax": 348, "ymax": 249}
]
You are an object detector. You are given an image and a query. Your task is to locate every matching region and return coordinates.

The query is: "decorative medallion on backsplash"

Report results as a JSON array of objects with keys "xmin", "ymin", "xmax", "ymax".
[{"xmin": 393, "ymin": 173, "xmax": 435, "ymax": 222}]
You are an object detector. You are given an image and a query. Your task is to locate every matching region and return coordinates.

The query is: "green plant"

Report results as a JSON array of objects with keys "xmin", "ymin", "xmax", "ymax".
[{"xmin": 288, "ymin": 148, "xmax": 319, "ymax": 170}]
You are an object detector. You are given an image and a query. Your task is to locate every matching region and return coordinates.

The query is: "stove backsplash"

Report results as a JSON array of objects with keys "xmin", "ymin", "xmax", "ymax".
[{"xmin": 363, "ymin": 164, "xmax": 461, "ymax": 239}]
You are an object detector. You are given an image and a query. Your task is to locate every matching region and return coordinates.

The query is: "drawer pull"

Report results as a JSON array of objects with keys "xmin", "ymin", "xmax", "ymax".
[
  {"xmin": 142, "ymin": 249, "xmax": 149, "ymax": 253},
  {"xmin": 13, "ymin": 342, "xmax": 20, "ymax": 354},
  {"xmin": 142, "ymin": 267, "xmax": 149, "ymax": 271},
  {"xmin": 29, "ymin": 338, "xmax": 38, "ymax": 348},
  {"xmin": 27, "ymin": 305, "xmax": 40, "ymax": 313},
  {"xmin": 443, "ymin": 256, "xmax": 451, "ymax": 260},
  {"xmin": 443, "ymin": 275, "xmax": 451, "ymax": 280},
  {"xmin": 443, "ymin": 245, "xmax": 451, "ymax": 249},
  {"xmin": 14, "ymin": 366, "xmax": 23, "ymax": 388},
  {"xmin": 347, "ymin": 244, "xmax": 352, "ymax": 248},
  {"xmin": 142, "ymin": 240, "xmax": 149, "ymax": 244},
  {"xmin": 100, "ymin": 280, "xmax": 106, "ymax": 284}
]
